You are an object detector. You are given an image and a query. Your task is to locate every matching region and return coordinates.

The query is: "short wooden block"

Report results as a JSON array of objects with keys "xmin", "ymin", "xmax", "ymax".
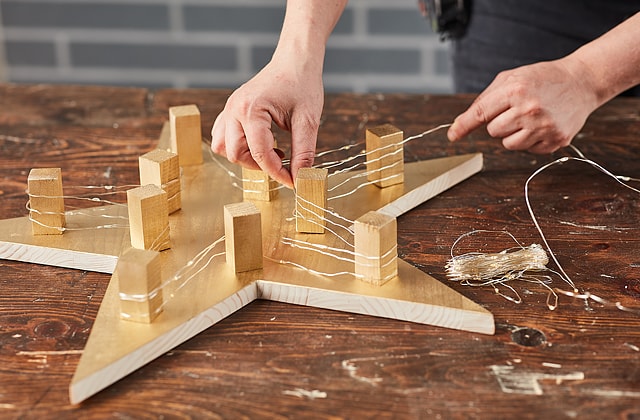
[
  {"xmin": 295, "ymin": 168, "xmax": 328, "ymax": 234},
  {"xmin": 354, "ymin": 211, "xmax": 398, "ymax": 285},
  {"xmin": 27, "ymin": 168, "xmax": 66, "ymax": 235},
  {"xmin": 366, "ymin": 123, "xmax": 404, "ymax": 188},
  {"xmin": 169, "ymin": 104, "xmax": 203, "ymax": 166},
  {"xmin": 127, "ymin": 184, "xmax": 170, "ymax": 251},
  {"xmin": 117, "ymin": 247, "xmax": 163, "ymax": 323},
  {"xmin": 242, "ymin": 167, "xmax": 278, "ymax": 202},
  {"xmin": 139, "ymin": 149, "xmax": 181, "ymax": 214},
  {"xmin": 224, "ymin": 202, "xmax": 263, "ymax": 273}
]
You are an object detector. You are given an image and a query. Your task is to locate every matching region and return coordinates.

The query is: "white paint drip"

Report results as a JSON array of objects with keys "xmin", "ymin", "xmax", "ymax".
[
  {"xmin": 342, "ymin": 354, "xmax": 420, "ymax": 386},
  {"xmin": 17, "ymin": 349, "xmax": 83, "ymax": 366},
  {"xmin": 582, "ymin": 389, "xmax": 640, "ymax": 398},
  {"xmin": 542, "ymin": 362, "xmax": 562, "ymax": 369},
  {"xmin": 17, "ymin": 350, "xmax": 83, "ymax": 356},
  {"xmin": 490, "ymin": 365, "xmax": 584, "ymax": 395},
  {"xmin": 342, "ymin": 359, "xmax": 383, "ymax": 385},
  {"xmin": 282, "ymin": 388, "xmax": 327, "ymax": 400}
]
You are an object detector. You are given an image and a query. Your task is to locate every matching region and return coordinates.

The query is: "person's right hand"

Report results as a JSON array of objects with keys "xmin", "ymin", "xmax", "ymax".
[
  {"xmin": 447, "ymin": 59, "xmax": 598, "ymax": 154},
  {"xmin": 211, "ymin": 54, "xmax": 324, "ymax": 189}
]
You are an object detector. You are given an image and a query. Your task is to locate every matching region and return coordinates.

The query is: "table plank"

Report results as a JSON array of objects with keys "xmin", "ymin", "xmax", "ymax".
[{"xmin": 1, "ymin": 84, "xmax": 639, "ymax": 419}]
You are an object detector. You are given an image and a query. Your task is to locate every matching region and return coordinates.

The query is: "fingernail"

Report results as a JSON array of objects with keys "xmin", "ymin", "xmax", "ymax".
[{"xmin": 447, "ymin": 128, "xmax": 457, "ymax": 142}]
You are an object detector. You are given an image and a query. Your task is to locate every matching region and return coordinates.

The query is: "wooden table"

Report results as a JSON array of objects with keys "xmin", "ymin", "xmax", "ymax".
[{"xmin": 1, "ymin": 84, "xmax": 639, "ymax": 419}]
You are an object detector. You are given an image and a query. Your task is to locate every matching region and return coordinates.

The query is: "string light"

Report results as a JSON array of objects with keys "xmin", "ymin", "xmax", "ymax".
[{"xmin": 447, "ymin": 145, "xmax": 640, "ymax": 313}]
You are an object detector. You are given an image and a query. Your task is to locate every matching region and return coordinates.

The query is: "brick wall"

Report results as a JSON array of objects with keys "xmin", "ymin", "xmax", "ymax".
[{"xmin": 0, "ymin": 0, "xmax": 453, "ymax": 93}]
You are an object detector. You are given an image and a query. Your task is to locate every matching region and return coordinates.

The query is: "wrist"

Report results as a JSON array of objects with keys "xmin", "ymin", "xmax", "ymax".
[
  {"xmin": 560, "ymin": 54, "xmax": 603, "ymax": 112},
  {"xmin": 272, "ymin": 0, "xmax": 346, "ymax": 75}
]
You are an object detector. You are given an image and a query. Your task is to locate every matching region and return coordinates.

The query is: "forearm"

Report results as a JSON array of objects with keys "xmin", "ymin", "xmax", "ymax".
[
  {"xmin": 564, "ymin": 12, "xmax": 640, "ymax": 108},
  {"xmin": 273, "ymin": 0, "xmax": 348, "ymax": 68}
]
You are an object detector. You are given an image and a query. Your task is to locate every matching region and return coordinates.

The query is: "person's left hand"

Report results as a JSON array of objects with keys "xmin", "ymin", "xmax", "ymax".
[{"xmin": 447, "ymin": 59, "xmax": 599, "ymax": 153}]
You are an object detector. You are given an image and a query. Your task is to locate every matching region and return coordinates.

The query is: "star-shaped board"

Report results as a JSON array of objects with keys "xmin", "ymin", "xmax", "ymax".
[{"xmin": 0, "ymin": 125, "xmax": 493, "ymax": 404}]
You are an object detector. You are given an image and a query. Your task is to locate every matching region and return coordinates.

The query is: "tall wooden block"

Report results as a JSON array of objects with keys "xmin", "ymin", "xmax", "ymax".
[
  {"xmin": 117, "ymin": 248, "xmax": 163, "ymax": 323},
  {"xmin": 169, "ymin": 104, "xmax": 203, "ymax": 166},
  {"xmin": 295, "ymin": 168, "xmax": 328, "ymax": 234},
  {"xmin": 366, "ymin": 123, "xmax": 404, "ymax": 188},
  {"xmin": 224, "ymin": 202, "xmax": 263, "ymax": 273},
  {"xmin": 354, "ymin": 211, "xmax": 398, "ymax": 286},
  {"xmin": 242, "ymin": 167, "xmax": 278, "ymax": 202},
  {"xmin": 27, "ymin": 168, "xmax": 66, "ymax": 235},
  {"xmin": 139, "ymin": 149, "xmax": 181, "ymax": 214},
  {"xmin": 127, "ymin": 184, "xmax": 170, "ymax": 251}
]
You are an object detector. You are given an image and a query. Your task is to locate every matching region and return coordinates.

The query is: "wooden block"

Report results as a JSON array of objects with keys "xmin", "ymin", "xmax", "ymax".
[
  {"xmin": 27, "ymin": 168, "xmax": 66, "ymax": 235},
  {"xmin": 117, "ymin": 247, "xmax": 163, "ymax": 323},
  {"xmin": 242, "ymin": 167, "xmax": 278, "ymax": 202},
  {"xmin": 127, "ymin": 184, "xmax": 170, "ymax": 251},
  {"xmin": 366, "ymin": 123, "xmax": 404, "ymax": 188},
  {"xmin": 139, "ymin": 149, "xmax": 181, "ymax": 214},
  {"xmin": 295, "ymin": 168, "xmax": 328, "ymax": 233},
  {"xmin": 354, "ymin": 211, "xmax": 398, "ymax": 285},
  {"xmin": 224, "ymin": 202, "xmax": 263, "ymax": 273},
  {"xmin": 169, "ymin": 104, "xmax": 203, "ymax": 166}
]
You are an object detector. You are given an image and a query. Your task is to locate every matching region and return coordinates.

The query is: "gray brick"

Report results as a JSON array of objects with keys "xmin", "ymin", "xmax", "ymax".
[
  {"xmin": 1, "ymin": 1, "xmax": 168, "ymax": 30},
  {"xmin": 252, "ymin": 46, "xmax": 421, "ymax": 75},
  {"xmin": 434, "ymin": 49, "xmax": 451, "ymax": 75},
  {"xmin": 367, "ymin": 8, "xmax": 431, "ymax": 35},
  {"xmin": 7, "ymin": 77, "xmax": 173, "ymax": 90},
  {"xmin": 251, "ymin": 46, "xmax": 275, "ymax": 71},
  {"xmin": 70, "ymin": 43, "xmax": 236, "ymax": 71},
  {"xmin": 5, "ymin": 41, "xmax": 56, "ymax": 66},
  {"xmin": 324, "ymin": 48, "xmax": 421, "ymax": 74},
  {"xmin": 184, "ymin": 6, "xmax": 353, "ymax": 34},
  {"xmin": 334, "ymin": 9, "xmax": 355, "ymax": 34},
  {"xmin": 184, "ymin": 6, "xmax": 284, "ymax": 33}
]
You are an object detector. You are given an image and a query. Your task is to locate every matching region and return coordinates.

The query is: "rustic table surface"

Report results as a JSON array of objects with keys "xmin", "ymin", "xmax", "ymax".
[{"xmin": 1, "ymin": 84, "xmax": 639, "ymax": 419}]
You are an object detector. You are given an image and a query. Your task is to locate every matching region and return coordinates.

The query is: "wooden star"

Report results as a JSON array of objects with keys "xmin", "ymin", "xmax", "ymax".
[{"xmin": 0, "ymin": 130, "xmax": 492, "ymax": 404}]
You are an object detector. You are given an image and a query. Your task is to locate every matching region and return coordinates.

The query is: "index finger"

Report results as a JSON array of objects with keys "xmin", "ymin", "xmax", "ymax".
[
  {"xmin": 447, "ymin": 87, "xmax": 510, "ymax": 142},
  {"xmin": 242, "ymin": 118, "xmax": 293, "ymax": 188}
]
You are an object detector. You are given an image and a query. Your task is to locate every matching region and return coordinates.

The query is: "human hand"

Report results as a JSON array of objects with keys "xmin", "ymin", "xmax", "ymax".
[
  {"xmin": 211, "ymin": 57, "xmax": 324, "ymax": 188},
  {"xmin": 447, "ymin": 59, "xmax": 599, "ymax": 154}
]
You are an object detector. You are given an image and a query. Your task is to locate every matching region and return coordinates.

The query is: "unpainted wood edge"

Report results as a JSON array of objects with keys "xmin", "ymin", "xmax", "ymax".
[
  {"xmin": 0, "ymin": 241, "xmax": 117, "ymax": 274},
  {"xmin": 257, "ymin": 280, "xmax": 495, "ymax": 335}
]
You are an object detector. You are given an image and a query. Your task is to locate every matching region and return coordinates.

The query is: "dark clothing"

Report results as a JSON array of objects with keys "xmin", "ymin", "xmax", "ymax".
[{"xmin": 452, "ymin": 1, "xmax": 640, "ymax": 96}]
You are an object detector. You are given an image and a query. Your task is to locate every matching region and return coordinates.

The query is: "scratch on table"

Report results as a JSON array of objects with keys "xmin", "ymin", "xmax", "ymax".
[
  {"xmin": 0, "ymin": 403, "xmax": 16, "ymax": 409},
  {"xmin": 490, "ymin": 365, "xmax": 584, "ymax": 395},
  {"xmin": 624, "ymin": 342, "xmax": 640, "ymax": 352},
  {"xmin": 558, "ymin": 221, "xmax": 635, "ymax": 232},
  {"xmin": 282, "ymin": 388, "xmax": 327, "ymax": 400},
  {"xmin": 166, "ymin": 350, "xmax": 214, "ymax": 357}
]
